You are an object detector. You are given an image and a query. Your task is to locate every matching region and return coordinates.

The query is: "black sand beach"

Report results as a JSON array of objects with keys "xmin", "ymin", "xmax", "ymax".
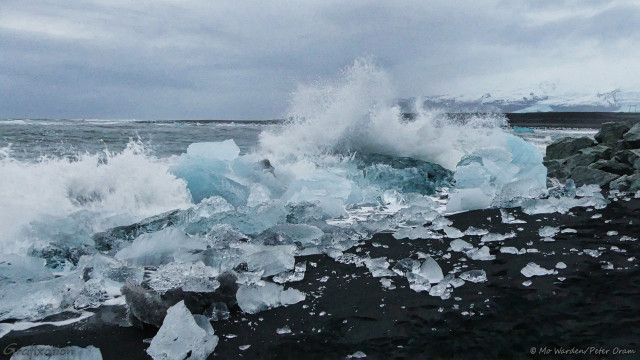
[{"xmin": 3, "ymin": 192, "xmax": 639, "ymax": 360}]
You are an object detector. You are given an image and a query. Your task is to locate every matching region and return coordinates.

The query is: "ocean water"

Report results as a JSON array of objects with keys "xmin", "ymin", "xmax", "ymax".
[{"xmin": 0, "ymin": 60, "xmax": 599, "ymax": 341}]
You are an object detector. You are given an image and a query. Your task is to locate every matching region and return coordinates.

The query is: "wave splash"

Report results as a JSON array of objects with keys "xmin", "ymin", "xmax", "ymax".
[{"xmin": 0, "ymin": 59, "xmax": 550, "ymax": 324}]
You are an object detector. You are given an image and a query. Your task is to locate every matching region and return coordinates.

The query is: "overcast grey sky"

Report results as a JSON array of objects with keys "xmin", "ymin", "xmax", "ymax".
[{"xmin": 1, "ymin": 0, "xmax": 638, "ymax": 119}]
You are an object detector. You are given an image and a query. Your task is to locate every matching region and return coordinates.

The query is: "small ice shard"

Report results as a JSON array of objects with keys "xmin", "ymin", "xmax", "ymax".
[
  {"xmin": 449, "ymin": 277, "xmax": 465, "ymax": 288},
  {"xmin": 418, "ymin": 257, "xmax": 444, "ymax": 284},
  {"xmin": 204, "ymin": 302, "xmax": 230, "ymax": 322},
  {"xmin": 236, "ymin": 282, "xmax": 305, "ymax": 314},
  {"xmin": 620, "ymin": 236, "xmax": 637, "ymax": 242},
  {"xmin": 520, "ymin": 262, "xmax": 556, "ymax": 277},
  {"xmin": 365, "ymin": 257, "xmax": 396, "ymax": 277},
  {"xmin": 538, "ymin": 226, "xmax": 559, "ymax": 238},
  {"xmin": 428, "ymin": 280, "xmax": 450, "ymax": 299},
  {"xmin": 273, "ymin": 262, "xmax": 307, "ymax": 284},
  {"xmin": 500, "ymin": 246, "xmax": 525, "ymax": 255},
  {"xmin": 522, "ymin": 280, "xmax": 532, "ymax": 287},
  {"xmin": 459, "ymin": 270, "xmax": 487, "ymax": 283},
  {"xmin": 443, "ymin": 226, "xmax": 464, "ymax": 238},
  {"xmin": 591, "ymin": 213, "xmax": 603, "ymax": 219},
  {"xmin": 500, "ymin": 209, "xmax": 526, "ymax": 224},
  {"xmin": 584, "ymin": 249, "xmax": 602, "ymax": 258},
  {"xmin": 607, "ymin": 230, "xmax": 619, "ymax": 236},
  {"xmin": 277, "ymin": 325, "xmax": 292, "ymax": 335},
  {"xmin": 380, "ymin": 278, "xmax": 396, "ymax": 290},
  {"xmin": 9, "ymin": 345, "xmax": 103, "ymax": 360},
  {"xmin": 239, "ymin": 345, "xmax": 251, "ymax": 351},
  {"xmin": 602, "ymin": 262, "xmax": 614, "ymax": 270},
  {"xmin": 555, "ymin": 262, "xmax": 567, "ymax": 269},
  {"xmin": 465, "ymin": 246, "xmax": 495, "ymax": 261},
  {"xmin": 480, "ymin": 231, "xmax": 516, "ymax": 243},
  {"xmin": 391, "ymin": 258, "xmax": 420, "ymax": 276},
  {"xmin": 347, "ymin": 351, "xmax": 367, "ymax": 359},
  {"xmin": 561, "ymin": 228, "xmax": 577, "ymax": 234},
  {"xmin": 237, "ymin": 244, "xmax": 297, "ymax": 277},
  {"xmin": 147, "ymin": 301, "xmax": 218, "ymax": 360},
  {"xmin": 541, "ymin": 237, "xmax": 555, "ymax": 242},
  {"xmin": 450, "ymin": 239, "xmax": 473, "ymax": 252},
  {"xmin": 464, "ymin": 226, "xmax": 489, "ymax": 236},
  {"xmin": 406, "ymin": 272, "xmax": 431, "ymax": 292}
]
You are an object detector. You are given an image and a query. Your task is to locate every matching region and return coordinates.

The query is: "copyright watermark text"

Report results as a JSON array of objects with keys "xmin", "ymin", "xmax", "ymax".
[
  {"xmin": 530, "ymin": 346, "xmax": 636, "ymax": 356},
  {"xmin": 3, "ymin": 343, "xmax": 76, "ymax": 358}
]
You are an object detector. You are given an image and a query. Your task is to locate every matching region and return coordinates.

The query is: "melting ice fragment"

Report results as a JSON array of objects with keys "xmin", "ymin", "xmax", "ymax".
[
  {"xmin": 391, "ymin": 257, "xmax": 420, "ymax": 276},
  {"xmin": 147, "ymin": 262, "xmax": 220, "ymax": 294},
  {"xmin": 500, "ymin": 209, "xmax": 526, "ymax": 224},
  {"xmin": 236, "ymin": 282, "xmax": 305, "ymax": 314},
  {"xmin": 465, "ymin": 246, "xmax": 495, "ymax": 261},
  {"xmin": 9, "ymin": 345, "xmax": 103, "ymax": 360},
  {"xmin": 450, "ymin": 239, "xmax": 473, "ymax": 252},
  {"xmin": 520, "ymin": 262, "xmax": 556, "ymax": 277},
  {"xmin": 418, "ymin": 256, "xmax": 444, "ymax": 284},
  {"xmin": 538, "ymin": 226, "xmax": 559, "ymax": 238},
  {"xmin": 147, "ymin": 301, "xmax": 218, "ymax": 360},
  {"xmin": 480, "ymin": 231, "xmax": 516, "ymax": 243},
  {"xmin": 273, "ymin": 261, "xmax": 307, "ymax": 284},
  {"xmin": 365, "ymin": 257, "xmax": 396, "ymax": 277},
  {"xmin": 347, "ymin": 351, "xmax": 368, "ymax": 359},
  {"xmin": 459, "ymin": 270, "xmax": 487, "ymax": 283}
]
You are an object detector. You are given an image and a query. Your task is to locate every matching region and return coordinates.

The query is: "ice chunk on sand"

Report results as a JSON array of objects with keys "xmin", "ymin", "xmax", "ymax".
[
  {"xmin": 418, "ymin": 257, "xmax": 444, "ymax": 284},
  {"xmin": 379, "ymin": 278, "xmax": 396, "ymax": 290},
  {"xmin": 273, "ymin": 261, "xmax": 307, "ymax": 284},
  {"xmin": 236, "ymin": 282, "xmax": 305, "ymax": 314},
  {"xmin": 443, "ymin": 226, "xmax": 464, "ymax": 238},
  {"xmin": 500, "ymin": 247, "xmax": 526, "ymax": 255},
  {"xmin": 459, "ymin": 270, "xmax": 487, "ymax": 283},
  {"xmin": 450, "ymin": 239, "xmax": 473, "ymax": 252},
  {"xmin": 391, "ymin": 258, "xmax": 420, "ymax": 276},
  {"xmin": 538, "ymin": 226, "xmax": 559, "ymax": 238},
  {"xmin": 147, "ymin": 301, "xmax": 218, "ymax": 360},
  {"xmin": 555, "ymin": 262, "xmax": 567, "ymax": 269},
  {"xmin": 500, "ymin": 209, "xmax": 526, "ymax": 224},
  {"xmin": 347, "ymin": 351, "xmax": 367, "ymax": 359},
  {"xmin": 520, "ymin": 262, "xmax": 556, "ymax": 277},
  {"xmin": 480, "ymin": 231, "xmax": 516, "ymax": 243},
  {"xmin": 365, "ymin": 257, "xmax": 396, "ymax": 278},
  {"xmin": 406, "ymin": 273, "xmax": 431, "ymax": 292},
  {"xmin": 465, "ymin": 246, "xmax": 495, "ymax": 261},
  {"xmin": 277, "ymin": 325, "xmax": 292, "ymax": 335},
  {"xmin": 9, "ymin": 345, "xmax": 103, "ymax": 360},
  {"xmin": 115, "ymin": 228, "xmax": 207, "ymax": 267},
  {"xmin": 464, "ymin": 227, "xmax": 489, "ymax": 236},
  {"xmin": 446, "ymin": 135, "xmax": 547, "ymax": 212},
  {"xmin": 147, "ymin": 262, "xmax": 220, "ymax": 294}
]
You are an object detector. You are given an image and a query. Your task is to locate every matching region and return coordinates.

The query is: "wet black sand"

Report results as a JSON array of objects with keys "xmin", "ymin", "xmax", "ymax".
[{"xmin": 2, "ymin": 196, "xmax": 640, "ymax": 360}]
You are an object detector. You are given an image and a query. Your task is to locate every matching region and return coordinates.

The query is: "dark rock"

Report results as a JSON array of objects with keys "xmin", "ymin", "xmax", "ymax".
[
  {"xmin": 623, "ymin": 123, "xmax": 640, "ymax": 148},
  {"xmin": 617, "ymin": 149, "xmax": 640, "ymax": 169},
  {"xmin": 565, "ymin": 145, "xmax": 612, "ymax": 168},
  {"xmin": 122, "ymin": 271, "xmax": 239, "ymax": 328},
  {"xmin": 569, "ymin": 166, "xmax": 619, "ymax": 187},
  {"xmin": 594, "ymin": 121, "xmax": 632, "ymax": 144},
  {"xmin": 544, "ymin": 159, "xmax": 570, "ymax": 181},
  {"xmin": 609, "ymin": 173, "xmax": 640, "ymax": 192},
  {"xmin": 589, "ymin": 159, "xmax": 634, "ymax": 176},
  {"xmin": 545, "ymin": 137, "xmax": 595, "ymax": 160}
]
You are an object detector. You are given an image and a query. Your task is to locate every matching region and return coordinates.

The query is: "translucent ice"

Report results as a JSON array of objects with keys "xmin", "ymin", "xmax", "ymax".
[
  {"xmin": 459, "ymin": 270, "xmax": 487, "ymax": 283},
  {"xmin": 391, "ymin": 257, "xmax": 420, "ymax": 276},
  {"xmin": 520, "ymin": 262, "xmax": 556, "ymax": 277},
  {"xmin": 480, "ymin": 231, "xmax": 516, "ymax": 243},
  {"xmin": 365, "ymin": 257, "xmax": 396, "ymax": 278},
  {"xmin": 147, "ymin": 262, "xmax": 220, "ymax": 294},
  {"xmin": 450, "ymin": 239, "xmax": 473, "ymax": 252},
  {"xmin": 447, "ymin": 135, "xmax": 547, "ymax": 212},
  {"xmin": 147, "ymin": 301, "xmax": 218, "ymax": 360},
  {"xmin": 538, "ymin": 226, "xmax": 559, "ymax": 238},
  {"xmin": 418, "ymin": 256, "xmax": 444, "ymax": 284},
  {"xmin": 273, "ymin": 261, "xmax": 306, "ymax": 284},
  {"xmin": 465, "ymin": 246, "xmax": 495, "ymax": 261},
  {"xmin": 236, "ymin": 282, "xmax": 305, "ymax": 314},
  {"xmin": 500, "ymin": 209, "xmax": 526, "ymax": 224},
  {"xmin": 115, "ymin": 228, "xmax": 207, "ymax": 267}
]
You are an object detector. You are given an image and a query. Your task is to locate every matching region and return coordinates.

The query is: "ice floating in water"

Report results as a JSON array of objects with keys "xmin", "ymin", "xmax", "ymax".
[
  {"xmin": 147, "ymin": 301, "xmax": 218, "ymax": 360},
  {"xmin": 9, "ymin": 345, "xmax": 103, "ymax": 360},
  {"xmin": 236, "ymin": 282, "xmax": 305, "ymax": 314},
  {"xmin": 520, "ymin": 262, "xmax": 556, "ymax": 277}
]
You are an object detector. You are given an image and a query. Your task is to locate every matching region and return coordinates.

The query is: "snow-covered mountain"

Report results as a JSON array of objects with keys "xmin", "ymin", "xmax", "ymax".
[{"xmin": 403, "ymin": 86, "xmax": 640, "ymax": 113}]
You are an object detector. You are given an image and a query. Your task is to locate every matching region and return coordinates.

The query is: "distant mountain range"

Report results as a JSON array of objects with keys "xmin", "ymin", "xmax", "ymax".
[{"xmin": 401, "ymin": 87, "xmax": 640, "ymax": 113}]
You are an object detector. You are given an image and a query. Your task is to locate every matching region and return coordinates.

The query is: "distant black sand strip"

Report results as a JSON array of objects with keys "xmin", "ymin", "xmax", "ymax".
[{"xmin": 505, "ymin": 112, "xmax": 640, "ymax": 128}]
